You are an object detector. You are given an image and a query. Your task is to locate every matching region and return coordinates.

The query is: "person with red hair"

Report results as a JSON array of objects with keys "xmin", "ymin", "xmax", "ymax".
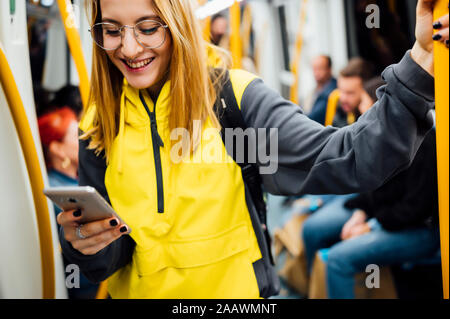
[
  {"xmin": 38, "ymin": 106, "xmax": 79, "ymax": 186},
  {"xmin": 38, "ymin": 107, "xmax": 100, "ymax": 299}
]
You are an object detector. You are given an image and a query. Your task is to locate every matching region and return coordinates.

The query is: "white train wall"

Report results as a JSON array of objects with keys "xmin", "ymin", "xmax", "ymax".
[{"xmin": 0, "ymin": 0, "xmax": 67, "ymax": 299}]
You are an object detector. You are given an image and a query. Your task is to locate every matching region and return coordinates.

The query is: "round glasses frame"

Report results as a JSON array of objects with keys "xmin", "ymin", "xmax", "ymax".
[{"xmin": 89, "ymin": 20, "xmax": 169, "ymax": 51}]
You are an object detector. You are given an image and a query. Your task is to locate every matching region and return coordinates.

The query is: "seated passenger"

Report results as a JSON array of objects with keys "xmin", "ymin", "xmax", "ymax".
[
  {"xmin": 50, "ymin": 85, "xmax": 83, "ymax": 119},
  {"xmin": 210, "ymin": 13, "xmax": 229, "ymax": 47},
  {"xmin": 38, "ymin": 107, "xmax": 100, "ymax": 299},
  {"xmin": 301, "ymin": 130, "xmax": 440, "ymax": 299},
  {"xmin": 38, "ymin": 107, "xmax": 79, "ymax": 195},
  {"xmin": 325, "ymin": 58, "xmax": 374, "ymax": 127},
  {"xmin": 306, "ymin": 55, "xmax": 337, "ymax": 124}
]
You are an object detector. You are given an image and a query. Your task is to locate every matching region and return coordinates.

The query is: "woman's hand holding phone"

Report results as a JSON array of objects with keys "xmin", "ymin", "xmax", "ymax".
[{"xmin": 57, "ymin": 209, "xmax": 130, "ymax": 256}]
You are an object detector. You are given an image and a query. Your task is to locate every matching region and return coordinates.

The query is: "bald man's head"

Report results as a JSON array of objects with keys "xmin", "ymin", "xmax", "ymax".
[{"xmin": 312, "ymin": 55, "xmax": 333, "ymax": 87}]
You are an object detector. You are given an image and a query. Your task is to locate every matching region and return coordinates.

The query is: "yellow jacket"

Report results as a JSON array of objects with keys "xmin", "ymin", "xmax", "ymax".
[{"xmin": 80, "ymin": 70, "xmax": 263, "ymax": 298}]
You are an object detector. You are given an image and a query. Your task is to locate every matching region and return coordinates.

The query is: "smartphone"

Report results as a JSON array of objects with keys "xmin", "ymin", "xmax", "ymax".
[{"xmin": 43, "ymin": 186, "xmax": 130, "ymax": 230}]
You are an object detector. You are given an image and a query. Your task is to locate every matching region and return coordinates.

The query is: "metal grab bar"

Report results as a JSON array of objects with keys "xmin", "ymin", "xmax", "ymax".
[
  {"xmin": 55, "ymin": 0, "xmax": 90, "ymax": 109},
  {"xmin": 0, "ymin": 43, "xmax": 55, "ymax": 299},
  {"xmin": 434, "ymin": 0, "xmax": 449, "ymax": 300}
]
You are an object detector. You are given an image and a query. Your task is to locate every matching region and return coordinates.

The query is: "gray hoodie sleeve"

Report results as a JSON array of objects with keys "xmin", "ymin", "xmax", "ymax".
[{"xmin": 240, "ymin": 51, "xmax": 435, "ymax": 196}]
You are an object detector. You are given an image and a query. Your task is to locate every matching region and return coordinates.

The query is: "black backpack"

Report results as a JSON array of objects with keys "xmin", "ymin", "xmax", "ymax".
[{"xmin": 213, "ymin": 70, "xmax": 280, "ymax": 298}]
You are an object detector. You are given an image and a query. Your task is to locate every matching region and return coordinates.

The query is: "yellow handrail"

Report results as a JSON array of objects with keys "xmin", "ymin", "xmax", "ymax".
[
  {"xmin": 325, "ymin": 89, "xmax": 340, "ymax": 127},
  {"xmin": 96, "ymin": 281, "xmax": 109, "ymax": 299},
  {"xmin": 434, "ymin": 0, "xmax": 449, "ymax": 300},
  {"xmin": 230, "ymin": 1, "xmax": 242, "ymax": 68},
  {"xmin": 241, "ymin": 5, "xmax": 252, "ymax": 57},
  {"xmin": 197, "ymin": 0, "xmax": 211, "ymax": 42},
  {"xmin": 56, "ymin": 0, "xmax": 90, "ymax": 109},
  {"xmin": 290, "ymin": 0, "xmax": 309, "ymax": 104},
  {"xmin": 0, "ymin": 43, "xmax": 55, "ymax": 299},
  {"xmin": 203, "ymin": 16, "xmax": 212, "ymax": 42},
  {"xmin": 253, "ymin": 22, "xmax": 269, "ymax": 74}
]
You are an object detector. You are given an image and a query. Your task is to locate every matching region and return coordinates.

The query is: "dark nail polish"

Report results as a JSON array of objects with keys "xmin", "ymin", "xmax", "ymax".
[
  {"xmin": 433, "ymin": 21, "xmax": 442, "ymax": 30},
  {"xmin": 433, "ymin": 34, "xmax": 442, "ymax": 41},
  {"xmin": 110, "ymin": 219, "xmax": 118, "ymax": 227},
  {"xmin": 73, "ymin": 209, "xmax": 82, "ymax": 217},
  {"xmin": 446, "ymin": 40, "xmax": 450, "ymax": 46},
  {"xmin": 120, "ymin": 226, "xmax": 128, "ymax": 233}
]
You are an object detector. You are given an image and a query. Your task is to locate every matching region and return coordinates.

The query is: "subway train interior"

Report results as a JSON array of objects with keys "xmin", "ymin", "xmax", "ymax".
[{"xmin": 0, "ymin": 0, "xmax": 448, "ymax": 300}]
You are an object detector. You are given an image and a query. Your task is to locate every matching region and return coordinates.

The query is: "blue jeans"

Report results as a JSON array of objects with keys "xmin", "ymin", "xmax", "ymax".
[
  {"xmin": 301, "ymin": 195, "xmax": 440, "ymax": 298},
  {"xmin": 302, "ymin": 194, "xmax": 356, "ymax": 272},
  {"xmin": 326, "ymin": 224, "xmax": 440, "ymax": 299}
]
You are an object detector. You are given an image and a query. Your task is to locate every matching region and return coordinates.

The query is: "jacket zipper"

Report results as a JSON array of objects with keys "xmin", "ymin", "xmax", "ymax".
[{"xmin": 139, "ymin": 91, "xmax": 165, "ymax": 214}]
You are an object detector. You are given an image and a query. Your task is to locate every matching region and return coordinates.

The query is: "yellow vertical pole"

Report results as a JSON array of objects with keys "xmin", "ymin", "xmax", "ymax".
[
  {"xmin": 241, "ymin": 5, "xmax": 252, "ymax": 57},
  {"xmin": 95, "ymin": 281, "xmax": 109, "ymax": 299},
  {"xmin": 197, "ymin": 0, "xmax": 211, "ymax": 41},
  {"xmin": 0, "ymin": 43, "xmax": 55, "ymax": 299},
  {"xmin": 230, "ymin": 1, "xmax": 242, "ymax": 68},
  {"xmin": 203, "ymin": 16, "xmax": 212, "ymax": 42},
  {"xmin": 434, "ymin": 0, "xmax": 449, "ymax": 300},
  {"xmin": 56, "ymin": 0, "xmax": 90, "ymax": 109},
  {"xmin": 387, "ymin": 0, "xmax": 396, "ymax": 14},
  {"xmin": 290, "ymin": 0, "xmax": 308, "ymax": 104}
]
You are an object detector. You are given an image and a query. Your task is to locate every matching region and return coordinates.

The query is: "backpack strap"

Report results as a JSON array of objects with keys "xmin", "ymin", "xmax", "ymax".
[{"xmin": 213, "ymin": 70, "xmax": 274, "ymax": 265}]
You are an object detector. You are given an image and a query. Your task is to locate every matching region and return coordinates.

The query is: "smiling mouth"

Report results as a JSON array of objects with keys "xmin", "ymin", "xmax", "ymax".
[{"xmin": 123, "ymin": 57, "xmax": 155, "ymax": 70}]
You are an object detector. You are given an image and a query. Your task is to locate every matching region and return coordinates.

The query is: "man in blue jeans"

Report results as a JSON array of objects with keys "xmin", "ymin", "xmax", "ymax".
[{"xmin": 302, "ymin": 130, "xmax": 440, "ymax": 299}]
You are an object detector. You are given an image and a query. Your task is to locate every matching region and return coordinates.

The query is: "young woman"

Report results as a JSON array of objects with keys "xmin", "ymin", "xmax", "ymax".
[{"xmin": 58, "ymin": 0, "xmax": 449, "ymax": 298}]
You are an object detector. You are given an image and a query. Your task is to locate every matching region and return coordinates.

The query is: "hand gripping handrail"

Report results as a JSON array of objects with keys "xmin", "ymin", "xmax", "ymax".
[
  {"xmin": 0, "ymin": 43, "xmax": 55, "ymax": 299},
  {"xmin": 434, "ymin": 0, "xmax": 449, "ymax": 300}
]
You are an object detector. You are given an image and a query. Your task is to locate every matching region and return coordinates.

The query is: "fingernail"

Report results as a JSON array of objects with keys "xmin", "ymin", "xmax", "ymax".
[
  {"xmin": 110, "ymin": 219, "xmax": 118, "ymax": 227},
  {"xmin": 433, "ymin": 21, "xmax": 442, "ymax": 30},
  {"xmin": 446, "ymin": 40, "xmax": 450, "ymax": 46},
  {"xmin": 73, "ymin": 209, "xmax": 82, "ymax": 217},
  {"xmin": 120, "ymin": 226, "xmax": 128, "ymax": 233},
  {"xmin": 433, "ymin": 33, "xmax": 442, "ymax": 41}
]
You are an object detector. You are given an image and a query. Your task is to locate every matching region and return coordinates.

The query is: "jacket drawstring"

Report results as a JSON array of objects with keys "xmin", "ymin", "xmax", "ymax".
[{"xmin": 117, "ymin": 88, "xmax": 126, "ymax": 174}]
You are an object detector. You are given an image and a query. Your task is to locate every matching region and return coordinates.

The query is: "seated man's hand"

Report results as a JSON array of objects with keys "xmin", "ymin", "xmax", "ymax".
[
  {"xmin": 341, "ymin": 210, "xmax": 367, "ymax": 240},
  {"xmin": 345, "ymin": 223, "xmax": 371, "ymax": 240}
]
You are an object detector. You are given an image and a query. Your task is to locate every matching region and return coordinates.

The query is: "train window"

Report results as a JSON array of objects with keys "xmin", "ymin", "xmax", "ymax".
[{"xmin": 344, "ymin": 0, "xmax": 418, "ymax": 74}]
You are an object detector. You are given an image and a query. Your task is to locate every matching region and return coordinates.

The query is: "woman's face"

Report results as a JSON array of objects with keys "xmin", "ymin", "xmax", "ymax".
[{"xmin": 100, "ymin": 0, "xmax": 172, "ymax": 91}]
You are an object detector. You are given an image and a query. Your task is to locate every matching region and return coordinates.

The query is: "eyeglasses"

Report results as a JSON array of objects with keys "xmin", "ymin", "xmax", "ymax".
[{"xmin": 89, "ymin": 20, "xmax": 169, "ymax": 51}]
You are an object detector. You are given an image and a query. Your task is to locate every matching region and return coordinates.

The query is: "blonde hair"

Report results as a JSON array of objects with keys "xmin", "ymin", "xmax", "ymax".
[{"xmin": 82, "ymin": 0, "xmax": 230, "ymax": 159}]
